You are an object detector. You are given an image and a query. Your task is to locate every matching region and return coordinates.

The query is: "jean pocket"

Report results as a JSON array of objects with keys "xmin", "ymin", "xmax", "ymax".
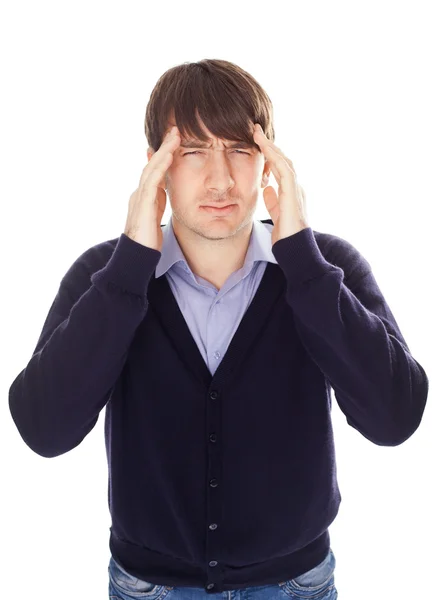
[
  {"xmin": 281, "ymin": 548, "xmax": 336, "ymax": 599},
  {"xmin": 108, "ymin": 556, "xmax": 172, "ymax": 598}
]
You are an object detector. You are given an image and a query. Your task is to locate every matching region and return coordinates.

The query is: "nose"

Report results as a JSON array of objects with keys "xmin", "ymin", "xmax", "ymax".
[{"xmin": 205, "ymin": 151, "xmax": 235, "ymax": 195}]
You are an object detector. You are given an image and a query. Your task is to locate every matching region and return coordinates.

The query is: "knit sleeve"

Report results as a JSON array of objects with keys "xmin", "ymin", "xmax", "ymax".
[{"xmin": 8, "ymin": 234, "xmax": 161, "ymax": 457}]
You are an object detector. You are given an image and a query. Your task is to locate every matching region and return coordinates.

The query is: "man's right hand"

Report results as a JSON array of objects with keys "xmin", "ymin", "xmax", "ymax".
[{"xmin": 123, "ymin": 125, "xmax": 180, "ymax": 251}]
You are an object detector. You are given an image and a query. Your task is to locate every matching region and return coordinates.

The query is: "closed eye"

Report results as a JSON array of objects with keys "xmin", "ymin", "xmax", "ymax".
[{"xmin": 183, "ymin": 150, "xmax": 250, "ymax": 156}]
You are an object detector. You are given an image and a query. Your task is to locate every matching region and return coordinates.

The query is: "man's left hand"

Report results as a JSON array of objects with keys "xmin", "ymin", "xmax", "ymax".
[{"xmin": 253, "ymin": 123, "xmax": 309, "ymax": 245}]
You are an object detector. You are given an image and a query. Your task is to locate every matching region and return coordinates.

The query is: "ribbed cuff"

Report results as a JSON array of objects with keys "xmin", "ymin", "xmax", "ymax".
[
  {"xmin": 91, "ymin": 233, "xmax": 162, "ymax": 297},
  {"xmin": 271, "ymin": 227, "xmax": 341, "ymax": 285}
]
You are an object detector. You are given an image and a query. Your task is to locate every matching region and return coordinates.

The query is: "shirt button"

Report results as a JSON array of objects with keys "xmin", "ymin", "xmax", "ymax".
[{"xmin": 209, "ymin": 561, "xmax": 218, "ymax": 567}]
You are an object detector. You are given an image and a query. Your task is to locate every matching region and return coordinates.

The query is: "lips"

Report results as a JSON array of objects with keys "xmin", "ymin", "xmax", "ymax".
[
  {"xmin": 202, "ymin": 204, "xmax": 234, "ymax": 209},
  {"xmin": 201, "ymin": 204, "xmax": 237, "ymax": 215}
]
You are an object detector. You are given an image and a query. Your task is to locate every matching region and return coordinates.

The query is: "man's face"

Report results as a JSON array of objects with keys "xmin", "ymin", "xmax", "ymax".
[{"xmin": 147, "ymin": 115, "xmax": 270, "ymax": 241}]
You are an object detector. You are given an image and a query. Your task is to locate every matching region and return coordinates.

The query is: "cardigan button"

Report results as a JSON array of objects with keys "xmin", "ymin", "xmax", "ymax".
[
  {"xmin": 206, "ymin": 583, "xmax": 215, "ymax": 590},
  {"xmin": 209, "ymin": 433, "xmax": 217, "ymax": 442},
  {"xmin": 210, "ymin": 479, "xmax": 218, "ymax": 487},
  {"xmin": 209, "ymin": 561, "xmax": 218, "ymax": 567},
  {"xmin": 210, "ymin": 391, "xmax": 218, "ymax": 400}
]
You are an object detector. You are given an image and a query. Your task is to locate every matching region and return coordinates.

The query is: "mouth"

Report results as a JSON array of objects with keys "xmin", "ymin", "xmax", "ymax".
[{"xmin": 201, "ymin": 204, "xmax": 237, "ymax": 215}]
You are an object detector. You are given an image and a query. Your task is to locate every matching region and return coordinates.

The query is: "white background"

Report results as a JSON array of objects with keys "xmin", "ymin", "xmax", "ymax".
[{"xmin": 1, "ymin": 1, "xmax": 431, "ymax": 598}]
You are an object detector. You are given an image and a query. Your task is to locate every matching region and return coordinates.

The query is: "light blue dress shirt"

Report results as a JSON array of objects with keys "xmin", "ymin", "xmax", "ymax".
[{"xmin": 155, "ymin": 216, "xmax": 278, "ymax": 376}]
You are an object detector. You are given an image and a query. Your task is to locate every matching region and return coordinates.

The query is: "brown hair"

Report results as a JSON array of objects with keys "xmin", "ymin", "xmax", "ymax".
[{"xmin": 144, "ymin": 59, "xmax": 275, "ymax": 154}]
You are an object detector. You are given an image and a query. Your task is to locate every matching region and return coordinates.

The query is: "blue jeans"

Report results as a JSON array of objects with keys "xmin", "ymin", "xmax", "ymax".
[{"xmin": 108, "ymin": 548, "xmax": 338, "ymax": 599}]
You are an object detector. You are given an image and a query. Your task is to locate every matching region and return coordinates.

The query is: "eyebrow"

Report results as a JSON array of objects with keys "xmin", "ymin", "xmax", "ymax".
[{"xmin": 180, "ymin": 140, "xmax": 255, "ymax": 150}]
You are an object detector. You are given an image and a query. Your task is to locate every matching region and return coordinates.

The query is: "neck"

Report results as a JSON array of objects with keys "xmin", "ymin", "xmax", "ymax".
[{"xmin": 171, "ymin": 217, "xmax": 254, "ymax": 287}]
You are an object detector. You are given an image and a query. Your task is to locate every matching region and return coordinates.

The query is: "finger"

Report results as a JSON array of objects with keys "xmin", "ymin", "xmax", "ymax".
[
  {"xmin": 264, "ymin": 152, "xmax": 297, "ymax": 191},
  {"xmin": 139, "ymin": 128, "xmax": 180, "ymax": 188},
  {"xmin": 254, "ymin": 128, "xmax": 295, "ymax": 168},
  {"xmin": 266, "ymin": 142, "xmax": 295, "ymax": 171}
]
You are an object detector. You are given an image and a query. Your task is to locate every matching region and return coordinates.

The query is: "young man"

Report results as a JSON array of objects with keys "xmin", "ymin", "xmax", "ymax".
[{"xmin": 9, "ymin": 59, "xmax": 429, "ymax": 599}]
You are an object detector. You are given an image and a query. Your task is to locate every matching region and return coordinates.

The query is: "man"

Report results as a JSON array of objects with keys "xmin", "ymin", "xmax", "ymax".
[{"xmin": 9, "ymin": 59, "xmax": 429, "ymax": 599}]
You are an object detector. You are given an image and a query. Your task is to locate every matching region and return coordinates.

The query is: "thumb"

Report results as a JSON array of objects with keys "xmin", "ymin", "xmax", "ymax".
[{"xmin": 263, "ymin": 185, "xmax": 279, "ymax": 224}]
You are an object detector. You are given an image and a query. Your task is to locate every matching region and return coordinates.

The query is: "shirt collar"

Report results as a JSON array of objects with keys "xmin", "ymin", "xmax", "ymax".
[{"xmin": 155, "ymin": 215, "xmax": 278, "ymax": 279}]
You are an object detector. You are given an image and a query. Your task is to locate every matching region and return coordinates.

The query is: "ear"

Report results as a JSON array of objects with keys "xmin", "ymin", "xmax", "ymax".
[{"xmin": 261, "ymin": 161, "xmax": 271, "ymax": 187}]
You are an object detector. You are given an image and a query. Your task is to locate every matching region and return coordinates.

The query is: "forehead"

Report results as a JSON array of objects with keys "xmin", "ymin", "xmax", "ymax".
[
  {"xmin": 180, "ymin": 139, "xmax": 255, "ymax": 150},
  {"xmin": 166, "ymin": 119, "xmax": 256, "ymax": 150}
]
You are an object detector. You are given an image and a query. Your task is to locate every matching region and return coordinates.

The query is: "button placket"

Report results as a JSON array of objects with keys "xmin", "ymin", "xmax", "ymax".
[{"xmin": 206, "ymin": 389, "xmax": 221, "ymax": 593}]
